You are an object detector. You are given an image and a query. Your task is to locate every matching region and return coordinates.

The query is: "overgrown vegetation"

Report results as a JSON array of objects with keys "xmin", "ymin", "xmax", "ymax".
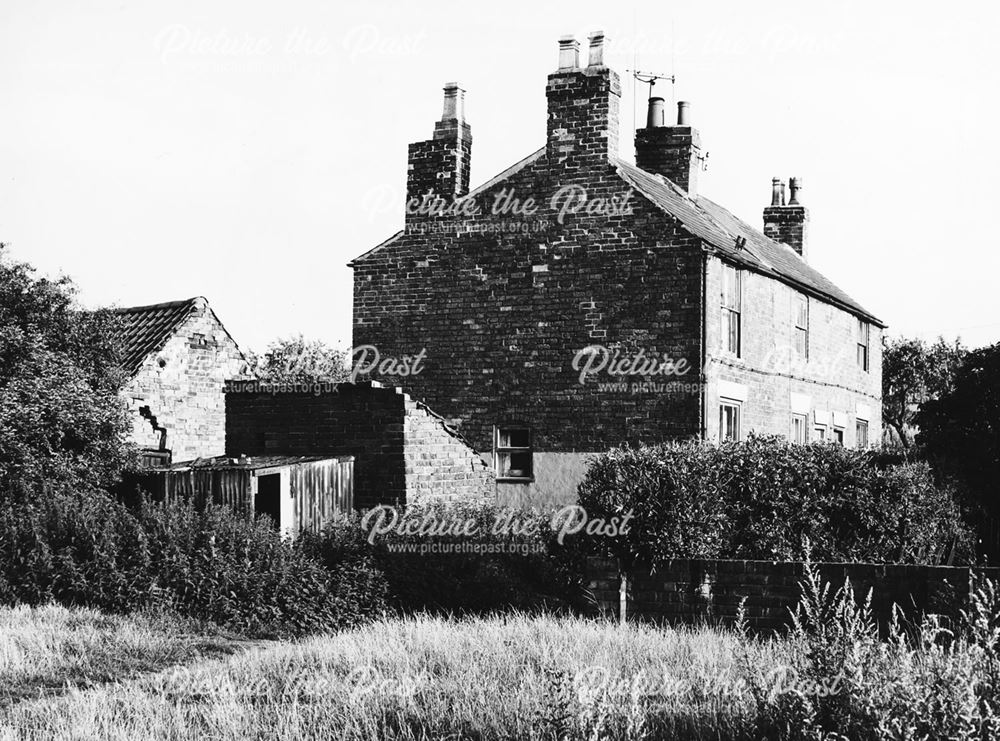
[
  {"xmin": 578, "ymin": 435, "xmax": 974, "ymax": 566},
  {"xmin": 0, "ymin": 246, "xmax": 133, "ymax": 493},
  {"xmin": 5, "ymin": 573, "xmax": 1000, "ymax": 739},
  {"xmin": 0, "ymin": 489, "xmax": 388, "ymax": 638},
  {"xmin": 301, "ymin": 501, "xmax": 584, "ymax": 616}
]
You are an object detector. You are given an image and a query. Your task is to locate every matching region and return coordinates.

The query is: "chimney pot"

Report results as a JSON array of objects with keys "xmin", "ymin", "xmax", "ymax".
[
  {"xmin": 646, "ymin": 97, "xmax": 666, "ymax": 128},
  {"xmin": 587, "ymin": 30, "xmax": 606, "ymax": 67},
  {"xmin": 676, "ymin": 101, "xmax": 691, "ymax": 126},
  {"xmin": 770, "ymin": 177, "xmax": 783, "ymax": 206},
  {"xmin": 441, "ymin": 82, "xmax": 465, "ymax": 122},
  {"xmin": 557, "ymin": 35, "xmax": 580, "ymax": 70},
  {"xmin": 789, "ymin": 176, "xmax": 802, "ymax": 205}
]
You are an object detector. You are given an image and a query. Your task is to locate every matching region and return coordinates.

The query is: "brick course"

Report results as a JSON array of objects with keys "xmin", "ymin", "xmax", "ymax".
[{"xmin": 225, "ymin": 383, "xmax": 493, "ymax": 509}]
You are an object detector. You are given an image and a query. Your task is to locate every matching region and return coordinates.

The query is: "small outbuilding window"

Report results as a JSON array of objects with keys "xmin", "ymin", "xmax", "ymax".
[{"xmin": 495, "ymin": 427, "xmax": 533, "ymax": 482}]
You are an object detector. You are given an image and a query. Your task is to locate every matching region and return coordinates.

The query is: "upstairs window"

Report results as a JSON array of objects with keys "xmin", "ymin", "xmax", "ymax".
[
  {"xmin": 833, "ymin": 427, "xmax": 845, "ymax": 445},
  {"xmin": 721, "ymin": 264, "xmax": 742, "ymax": 356},
  {"xmin": 795, "ymin": 294, "xmax": 809, "ymax": 360},
  {"xmin": 856, "ymin": 419, "xmax": 869, "ymax": 448},
  {"xmin": 857, "ymin": 320, "xmax": 870, "ymax": 372},
  {"xmin": 495, "ymin": 427, "xmax": 533, "ymax": 482},
  {"xmin": 720, "ymin": 401, "xmax": 741, "ymax": 442},
  {"xmin": 791, "ymin": 413, "xmax": 807, "ymax": 444}
]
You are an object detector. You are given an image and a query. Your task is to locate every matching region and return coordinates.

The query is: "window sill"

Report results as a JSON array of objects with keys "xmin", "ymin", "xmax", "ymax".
[{"xmin": 496, "ymin": 477, "xmax": 534, "ymax": 484}]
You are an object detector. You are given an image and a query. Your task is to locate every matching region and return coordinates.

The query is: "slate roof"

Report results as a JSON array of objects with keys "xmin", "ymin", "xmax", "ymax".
[
  {"xmin": 614, "ymin": 160, "xmax": 884, "ymax": 325},
  {"xmin": 352, "ymin": 149, "xmax": 883, "ymax": 326},
  {"xmin": 109, "ymin": 297, "xmax": 206, "ymax": 375}
]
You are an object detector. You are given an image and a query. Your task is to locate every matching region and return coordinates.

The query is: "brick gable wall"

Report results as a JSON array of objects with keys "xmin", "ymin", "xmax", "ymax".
[{"xmin": 123, "ymin": 300, "xmax": 245, "ymax": 462}]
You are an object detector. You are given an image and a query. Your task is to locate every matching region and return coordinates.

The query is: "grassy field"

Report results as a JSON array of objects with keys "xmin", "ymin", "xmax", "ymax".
[
  {"xmin": 0, "ymin": 605, "xmax": 252, "ymax": 712},
  {"xmin": 1, "ymin": 597, "xmax": 995, "ymax": 740}
]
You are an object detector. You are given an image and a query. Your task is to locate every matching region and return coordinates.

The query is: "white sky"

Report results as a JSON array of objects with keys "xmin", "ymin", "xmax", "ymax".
[{"xmin": 2, "ymin": 1, "xmax": 998, "ymax": 352}]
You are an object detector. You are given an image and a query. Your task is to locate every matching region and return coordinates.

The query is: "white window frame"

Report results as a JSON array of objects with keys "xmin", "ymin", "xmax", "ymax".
[
  {"xmin": 721, "ymin": 264, "xmax": 742, "ymax": 357},
  {"xmin": 794, "ymin": 294, "xmax": 809, "ymax": 360},
  {"xmin": 857, "ymin": 319, "xmax": 870, "ymax": 372},
  {"xmin": 720, "ymin": 399, "xmax": 742, "ymax": 442},
  {"xmin": 791, "ymin": 413, "xmax": 808, "ymax": 444},
  {"xmin": 856, "ymin": 419, "xmax": 869, "ymax": 449}
]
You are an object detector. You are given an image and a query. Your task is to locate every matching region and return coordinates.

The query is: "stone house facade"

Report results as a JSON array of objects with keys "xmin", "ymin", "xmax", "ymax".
[
  {"xmin": 112, "ymin": 297, "xmax": 246, "ymax": 465},
  {"xmin": 350, "ymin": 33, "xmax": 884, "ymax": 507}
]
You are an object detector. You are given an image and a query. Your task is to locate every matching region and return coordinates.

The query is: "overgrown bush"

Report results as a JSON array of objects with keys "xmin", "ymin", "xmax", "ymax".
[
  {"xmin": 576, "ymin": 435, "xmax": 974, "ymax": 565},
  {"xmin": 0, "ymin": 487, "xmax": 388, "ymax": 637},
  {"xmin": 303, "ymin": 501, "xmax": 582, "ymax": 615}
]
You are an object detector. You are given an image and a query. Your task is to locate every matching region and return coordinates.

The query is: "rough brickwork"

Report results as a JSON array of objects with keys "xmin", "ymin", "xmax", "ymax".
[
  {"xmin": 587, "ymin": 558, "xmax": 1000, "ymax": 633},
  {"xmin": 763, "ymin": 204, "xmax": 809, "ymax": 258},
  {"xmin": 407, "ymin": 83, "xmax": 472, "ymax": 215},
  {"xmin": 123, "ymin": 298, "xmax": 245, "ymax": 462},
  {"xmin": 635, "ymin": 126, "xmax": 701, "ymax": 194},
  {"xmin": 352, "ymin": 37, "xmax": 884, "ymax": 503},
  {"xmin": 224, "ymin": 383, "xmax": 493, "ymax": 509}
]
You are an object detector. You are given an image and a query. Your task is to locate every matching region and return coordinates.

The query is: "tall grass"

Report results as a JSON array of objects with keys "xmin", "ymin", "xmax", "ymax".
[{"xmin": 3, "ymin": 573, "xmax": 1000, "ymax": 739}]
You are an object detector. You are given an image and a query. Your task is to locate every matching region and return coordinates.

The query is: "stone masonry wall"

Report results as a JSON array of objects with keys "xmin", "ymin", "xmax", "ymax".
[
  {"xmin": 704, "ymin": 254, "xmax": 882, "ymax": 446},
  {"xmin": 587, "ymin": 558, "xmax": 1000, "ymax": 633},
  {"xmin": 124, "ymin": 299, "xmax": 245, "ymax": 462},
  {"xmin": 225, "ymin": 383, "xmax": 492, "ymax": 509}
]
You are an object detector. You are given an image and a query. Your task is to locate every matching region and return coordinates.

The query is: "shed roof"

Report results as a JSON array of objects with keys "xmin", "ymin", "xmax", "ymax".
[{"xmin": 164, "ymin": 455, "xmax": 353, "ymax": 472}]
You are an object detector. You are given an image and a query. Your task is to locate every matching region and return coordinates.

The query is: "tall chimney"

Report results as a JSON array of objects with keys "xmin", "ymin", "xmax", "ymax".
[
  {"xmin": 635, "ymin": 99, "xmax": 702, "ymax": 194},
  {"xmin": 405, "ymin": 82, "xmax": 472, "ymax": 220},
  {"xmin": 546, "ymin": 32, "xmax": 620, "ymax": 169},
  {"xmin": 763, "ymin": 177, "xmax": 809, "ymax": 259}
]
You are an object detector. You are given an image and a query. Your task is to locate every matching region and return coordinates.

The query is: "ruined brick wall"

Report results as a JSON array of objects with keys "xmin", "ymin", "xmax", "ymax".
[
  {"xmin": 124, "ymin": 299, "xmax": 245, "ymax": 462},
  {"xmin": 704, "ymin": 254, "xmax": 882, "ymax": 445},
  {"xmin": 225, "ymin": 384, "xmax": 492, "ymax": 509},
  {"xmin": 587, "ymin": 558, "xmax": 999, "ymax": 633}
]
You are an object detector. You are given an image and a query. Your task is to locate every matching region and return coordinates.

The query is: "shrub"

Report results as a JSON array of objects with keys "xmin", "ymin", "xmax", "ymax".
[
  {"xmin": 0, "ymin": 487, "xmax": 387, "ymax": 637},
  {"xmin": 0, "ymin": 487, "xmax": 152, "ymax": 611},
  {"xmin": 575, "ymin": 436, "xmax": 975, "ymax": 565},
  {"xmin": 304, "ymin": 502, "xmax": 580, "ymax": 615}
]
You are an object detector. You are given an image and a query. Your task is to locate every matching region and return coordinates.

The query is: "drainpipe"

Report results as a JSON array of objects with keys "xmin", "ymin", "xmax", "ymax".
[{"xmin": 699, "ymin": 248, "xmax": 709, "ymax": 439}]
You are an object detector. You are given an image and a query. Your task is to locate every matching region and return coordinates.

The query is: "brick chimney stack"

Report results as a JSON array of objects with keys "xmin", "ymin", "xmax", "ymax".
[
  {"xmin": 406, "ymin": 83, "xmax": 472, "ymax": 218},
  {"xmin": 763, "ymin": 177, "xmax": 809, "ymax": 259},
  {"xmin": 635, "ymin": 99, "xmax": 702, "ymax": 195},
  {"xmin": 546, "ymin": 32, "xmax": 621, "ymax": 169}
]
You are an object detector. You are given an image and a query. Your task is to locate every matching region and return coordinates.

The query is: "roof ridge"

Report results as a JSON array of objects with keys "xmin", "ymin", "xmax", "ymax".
[{"xmin": 111, "ymin": 296, "xmax": 203, "ymax": 313}]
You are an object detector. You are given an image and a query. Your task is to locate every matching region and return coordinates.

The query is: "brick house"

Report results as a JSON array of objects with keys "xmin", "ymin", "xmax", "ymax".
[
  {"xmin": 350, "ymin": 33, "xmax": 885, "ymax": 507},
  {"xmin": 111, "ymin": 297, "xmax": 246, "ymax": 465}
]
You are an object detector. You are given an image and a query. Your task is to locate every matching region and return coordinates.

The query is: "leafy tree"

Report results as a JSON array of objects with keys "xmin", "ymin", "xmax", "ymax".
[
  {"xmin": 0, "ymin": 246, "xmax": 133, "ymax": 493},
  {"xmin": 917, "ymin": 343, "xmax": 1000, "ymax": 555},
  {"xmin": 882, "ymin": 335, "xmax": 965, "ymax": 449},
  {"xmin": 245, "ymin": 335, "xmax": 349, "ymax": 383}
]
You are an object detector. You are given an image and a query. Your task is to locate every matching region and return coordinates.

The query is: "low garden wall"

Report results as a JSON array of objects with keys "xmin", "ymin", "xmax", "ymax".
[{"xmin": 586, "ymin": 558, "xmax": 1000, "ymax": 632}]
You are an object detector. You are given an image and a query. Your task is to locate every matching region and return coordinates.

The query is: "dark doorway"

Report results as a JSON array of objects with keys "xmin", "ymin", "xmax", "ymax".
[{"xmin": 255, "ymin": 473, "xmax": 281, "ymax": 529}]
